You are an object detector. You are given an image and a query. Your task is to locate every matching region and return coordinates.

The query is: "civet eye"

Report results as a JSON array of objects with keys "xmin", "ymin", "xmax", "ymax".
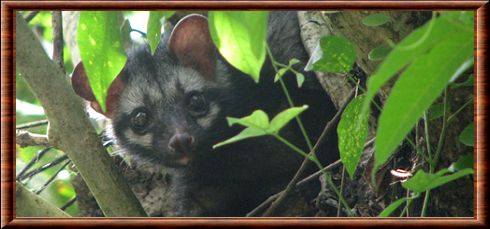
[
  {"xmin": 130, "ymin": 107, "xmax": 151, "ymax": 133},
  {"xmin": 186, "ymin": 91, "xmax": 208, "ymax": 115}
]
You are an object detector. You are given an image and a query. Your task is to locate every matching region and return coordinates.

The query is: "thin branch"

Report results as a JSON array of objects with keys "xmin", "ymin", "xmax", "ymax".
[
  {"xmin": 262, "ymin": 89, "xmax": 355, "ymax": 216},
  {"xmin": 296, "ymin": 137, "xmax": 375, "ymax": 187},
  {"xmin": 16, "ymin": 129, "xmax": 49, "ymax": 148},
  {"xmin": 35, "ymin": 160, "xmax": 71, "ymax": 194},
  {"xmin": 16, "ymin": 120, "xmax": 49, "ymax": 130},
  {"xmin": 60, "ymin": 196, "xmax": 78, "ymax": 211},
  {"xmin": 18, "ymin": 155, "xmax": 69, "ymax": 181},
  {"xmin": 24, "ymin": 11, "xmax": 39, "ymax": 23},
  {"xmin": 17, "ymin": 147, "xmax": 52, "ymax": 179},
  {"xmin": 52, "ymin": 11, "xmax": 65, "ymax": 72},
  {"xmin": 246, "ymin": 192, "xmax": 282, "ymax": 217}
]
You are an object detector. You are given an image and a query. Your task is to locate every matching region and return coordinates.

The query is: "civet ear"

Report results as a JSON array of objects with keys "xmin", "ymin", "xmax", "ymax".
[
  {"xmin": 168, "ymin": 14, "xmax": 216, "ymax": 81},
  {"xmin": 71, "ymin": 62, "xmax": 125, "ymax": 118}
]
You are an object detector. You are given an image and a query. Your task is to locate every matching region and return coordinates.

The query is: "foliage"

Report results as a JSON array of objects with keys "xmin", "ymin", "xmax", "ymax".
[
  {"xmin": 337, "ymin": 95, "xmax": 369, "ymax": 178},
  {"xmin": 17, "ymin": 10, "xmax": 475, "ymax": 217},
  {"xmin": 77, "ymin": 11, "xmax": 127, "ymax": 113},
  {"xmin": 208, "ymin": 11, "xmax": 268, "ymax": 82}
]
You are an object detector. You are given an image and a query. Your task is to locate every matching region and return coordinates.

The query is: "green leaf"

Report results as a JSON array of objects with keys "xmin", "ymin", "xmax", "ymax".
[
  {"xmin": 208, "ymin": 11, "xmax": 268, "ymax": 82},
  {"xmin": 449, "ymin": 154, "xmax": 474, "ymax": 172},
  {"xmin": 402, "ymin": 168, "xmax": 473, "ymax": 193},
  {"xmin": 427, "ymin": 103, "xmax": 444, "ymax": 121},
  {"xmin": 269, "ymin": 105, "xmax": 308, "ymax": 133},
  {"xmin": 295, "ymin": 72, "xmax": 305, "ymax": 88},
  {"xmin": 213, "ymin": 127, "xmax": 267, "ymax": 148},
  {"xmin": 312, "ymin": 36, "xmax": 356, "ymax": 73},
  {"xmin": 374, "ymin": 25, "xmax": 473, "ymax": 169},
  {"xmin": 147, "ymin": 11, "xmax": 175, "ymax": 54},
  {"xmin": 361, "ymin": 13, "xmax": 391, "ymax": 27},
  {"xmin": 227, "ymin": 110, "xmax": 270, "ymax": 130},
  {"xmin": 288, "ymin": 58, "xmax": 300, "ymax": 66},
  {"xmin": 274, "ymin": 68, "xmax": 288, "ymax": 82},
  {"xmin": 337, "ymin": 95, "xmax": 370, "ymax": 178},
  {"xmin": 378, "ymin": 197, "xmax": 407, "ymax": 217},
  {"xmin": 368, "ymin": 44, "xmax": 392, "ymax": 61},
  {"xmin": 459, "ymin": 122, "xmax": 474, "ymax": 147},
  {"xmin": 77, "ymin": 11, "xmax": 127, "ymax": 113},
  {"xmin": 362, "ymin": 12, "xmax": 473, "ymax": 116}
]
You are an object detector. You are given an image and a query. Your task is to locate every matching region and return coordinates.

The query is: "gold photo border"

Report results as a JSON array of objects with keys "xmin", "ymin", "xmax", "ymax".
[{"xmin": 1, "ymin": 0, "xmax": 487, "ymax": 227}]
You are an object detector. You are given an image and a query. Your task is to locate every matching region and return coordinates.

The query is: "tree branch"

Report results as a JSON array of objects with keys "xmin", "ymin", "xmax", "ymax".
[
  {"xmin": 16, "ymin": 13, "xmax": 146, "ymax": 217},
  {"xmin": 16, "ymin": 182, "xmax": 71, "ymax": 217},
  {"xmin": 16, "ymin": 130, "xmax": 49, "ymax": 148}
]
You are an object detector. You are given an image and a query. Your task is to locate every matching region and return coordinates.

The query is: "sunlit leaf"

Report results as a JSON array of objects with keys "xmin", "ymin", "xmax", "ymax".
[
  {"xmin": 402, "ymin": 168, "xmax": 473, "ymax": 193},
  {"xmin": 374, "ymin": 24, "xmax": 473, "ymax": 169},
  {"xmin": 77, "ymin": 11, "xmax": 127, "ymax": 112},
  {"xmin": 312, "ymin": 36, "xmax": 356, "ymax": 73},
  {"xmin": 208, "ymin": 11, "xmax": 268, "ymax": 82},
  {"xmin": 213, "ymin": 127, "xmax": 267, "ymax": 148},
  {"xmin": 227, "ymin": 110, "xmax": 270, "ymax": 130},
  {"xmin": 337, "ymin": 95, "xmax": 369, "ymax": 178},
  {"xmin": 269, "ymin": 105, "xmax": 308, "ymax": 133},
  {"xmin": 147, "ymin": 11, "xmax": 175, "ymax": 54},
  {"xmin": 274, "ymin": 68, "xmax": 288, "ymax": 82},
  {"xmin": 362, "ymin": 12, "xmax": 474, "ymax": 116}
]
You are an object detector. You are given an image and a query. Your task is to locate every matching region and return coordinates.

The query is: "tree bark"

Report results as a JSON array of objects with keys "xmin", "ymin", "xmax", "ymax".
[{"xmin": 16, "ymin": 13, "xmax": 146, "ymax": 217}]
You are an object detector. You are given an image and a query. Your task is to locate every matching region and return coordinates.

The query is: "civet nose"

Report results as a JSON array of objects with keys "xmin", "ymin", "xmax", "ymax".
[{"xmin": 168, "ymin": 132, "xmax": 194, "ymax": 154}]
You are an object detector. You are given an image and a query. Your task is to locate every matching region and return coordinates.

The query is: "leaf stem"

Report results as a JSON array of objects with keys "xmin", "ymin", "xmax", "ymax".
[{"xmin": 266, "ymin": 44, "xmax": 314, "ymax": 151}]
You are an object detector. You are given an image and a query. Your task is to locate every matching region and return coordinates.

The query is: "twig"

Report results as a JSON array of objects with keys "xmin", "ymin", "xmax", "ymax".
[
  {"xmin": 16, "ymin": 129, "xmax": 49, "ymax": 148},
  {"xmin": 60, "ymin": 196, "xmax": 78, "ymax": 211},
  {"xmin": 16, "ymin": 120, "xmax": 49, "ymax": 130},
  {"xmin": 17, "ymin": 147, "xmax": 52, "ymax": 180},
  {"xmin": 295, "ymin": 159, "xmax": 342, "ymax": 187},
  {"xmin": 24, "ymin": 11, "xmax": 39, "ymax": 23},
  {"xmin": 262, "ymin": 89, "xmax": 355, "ymax": 216},
  {"xmin": 246, "ymin": 192, "xmax": 282, "ymax": 217},
  {"xmin": 35, "ymin": 160, "xmax": 71, "ymax": 194},
  {"xmin": 52, "ymin": 11, "xmax": 64, "ymax": 72},
  {"xmin": 18, "ymin": 155, "xmax": 69, "ymax": 181}
]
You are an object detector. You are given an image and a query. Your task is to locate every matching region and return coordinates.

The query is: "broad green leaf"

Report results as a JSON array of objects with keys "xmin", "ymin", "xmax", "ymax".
[
  {"xmin": 227, "ymin": 110, "xmax": 270, "ymax": 130},
  {"xmin": 368, "ymin": 44, "xmax": 392, "ymax": 61},
  {"xmin": 77, "ymin": 12, "xmax": 127, "ymax": 113},
  {"xmin": 295, "ymin": 72, "xmax": 305, "ymax": 88},
  {"xmin": 374, "ymin": 27, "xmax": 473, "ymax": 169},
  {"xmin": 337, "ymin": 95, "xmax": 369, "ymax": 178},
  {"xmin": 459, "ymin": 122, "xmax": 474, "ymax": 147},
  {"xmin": 274, "ymin": 68, "xmax": 288, "ymax": 82},
  {"xmin": 362, "ymin": 12, "xmax": 474, "ymax": 115},
  {"xmin": 361, "ymin": 13, "xmax": 391, "ymax": 27},
  {"xmin": 449, "ymin": 154, "xmax": 474, "ymax": 172},
  {"xmin": 208, "ymin": 11, "xmax": 268, "ymax": 82},
  {"xmin": 269, "ymin": 105, "xmax": 308, "ymax": 133},
  {"xmin": 312, "ymin": 36, "xmax": 356, "ymax": 73},
  {"xmin": 147, "ymin": 11, "xmax": 175, "ymax": 54},
  {"xmin": 402, "ymin": 168, "xmax": 473, "ymax": 193},
  {"xmin": 213, "ymin": 127, "xmax": 267, "ymax": 148},
  {"xmin": 378, "ymin": 197, "xmax": 407, "ymax": 217}
]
